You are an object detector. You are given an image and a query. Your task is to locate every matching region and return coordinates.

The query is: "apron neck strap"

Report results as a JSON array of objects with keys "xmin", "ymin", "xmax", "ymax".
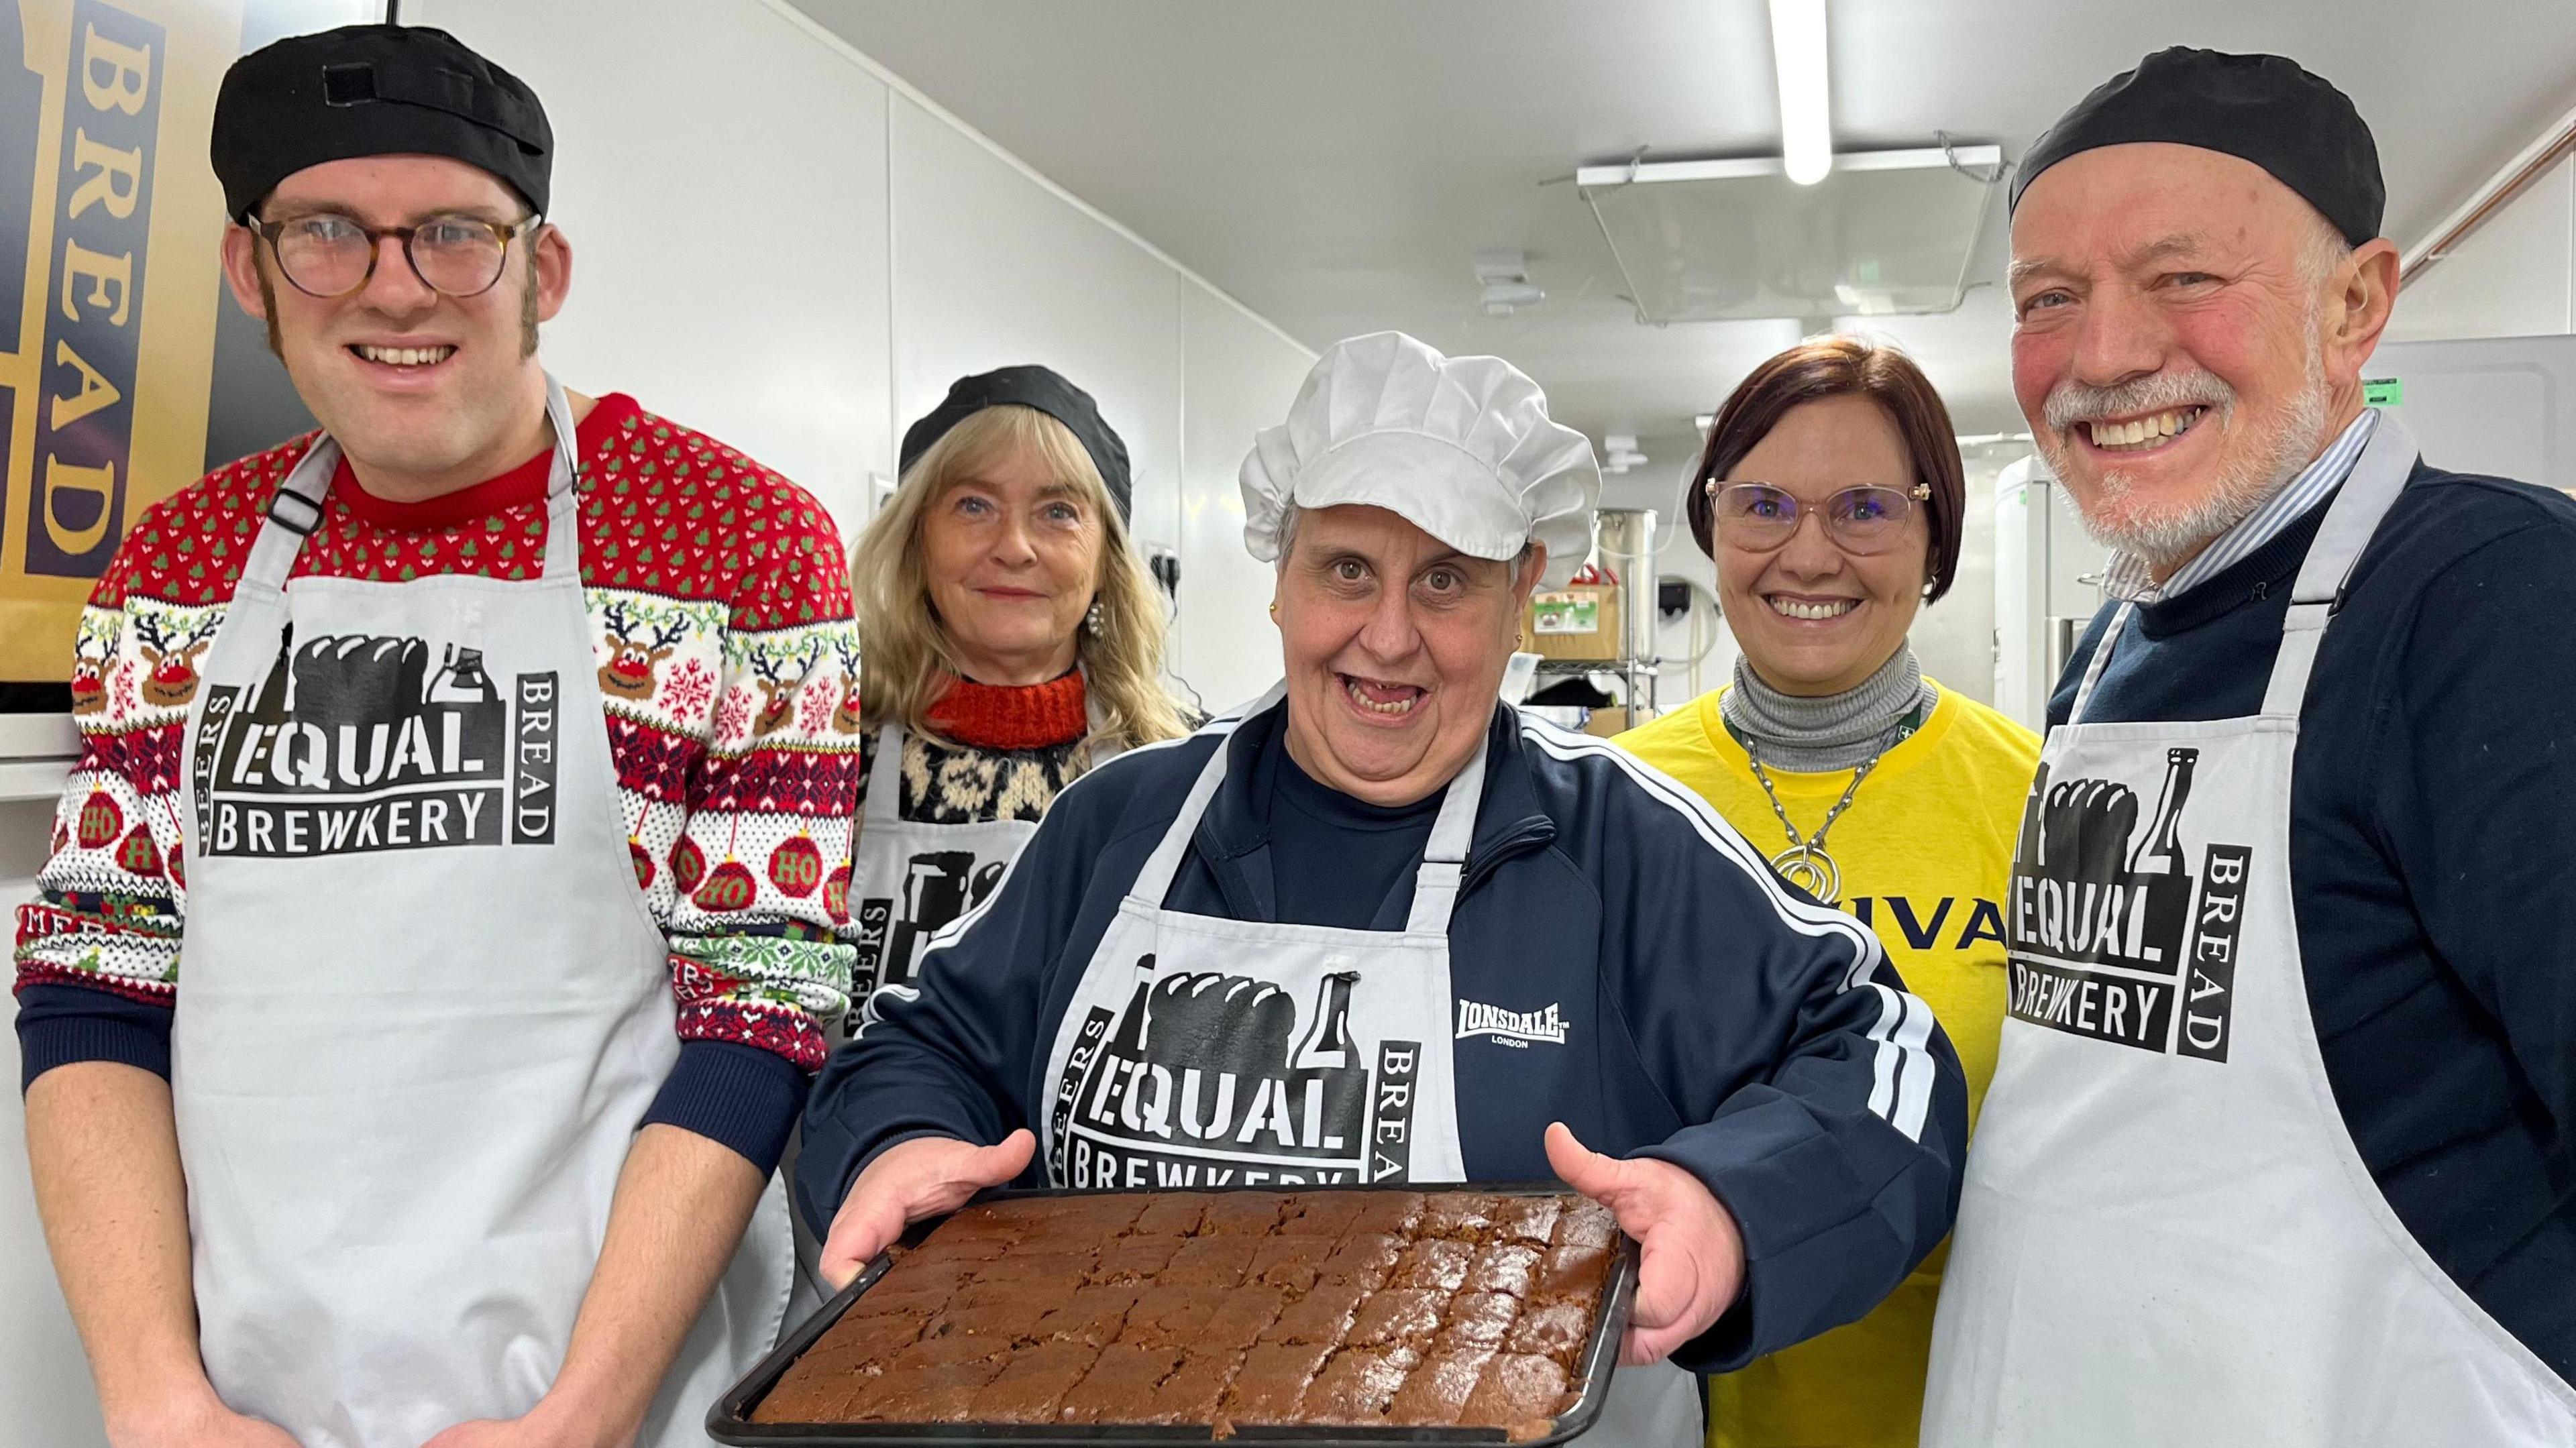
[
  {"xmin": 2259, "ymin": 412, "xmax": 2414, "ymax": 716},
  {"xmin": 1401, "ymin": 728, "xmax": 1488, "ymax": 936},
  {"xmin": 1129, "ymin": 685, "xmax": 1279, "ymax": 905},
  {"xmin": 241, "ymin": 435, "xmax": 338, "ymax": 590},
  {"xmin": 864, "ymin": 723, "xmax": 905, "ymax": 821},
  {"xmin": 2065, "ymin": 602, "xmax": 2133, "ymax": 727},
  {"xmin": 535, "ymin": 375, "xmax": 584, "ymax": 582},
  {"xmin": 2067, "ymin": 412, "xmax": 2416, "ymax": 727},
  {"xmin": 241, "ymin": 374, "xmax": 583, "ymax": 591},
  {"xmin": 1127, "ymin": 684, "xmax": 1490, "ymax": 936}
]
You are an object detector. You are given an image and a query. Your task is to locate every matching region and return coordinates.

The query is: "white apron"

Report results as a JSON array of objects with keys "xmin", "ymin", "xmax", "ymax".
[
  {"xmin": 1921, "ymin": 414, "xmax": 2576, "ymax": 1446},
  {"xmin": 1035, "ymin": 688, "xmax": 1699, "ymax": 1448},
  {"xmin": 791, "ymin": 719, "xmax": 1117, "ymax": 1315},
  {"xmin": 845, "ymin": 722, "xmax": 1045, "ymax": 1010},
  {"xmin": 174, "ymin": 379, "xmax": 792, "ymax": 1448}
]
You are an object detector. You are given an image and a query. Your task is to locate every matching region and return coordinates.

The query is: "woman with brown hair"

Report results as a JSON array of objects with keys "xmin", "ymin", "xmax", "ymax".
[{"xmin": 1617, "ymin": 338, "xmax": 2038, "ymax": 1447}]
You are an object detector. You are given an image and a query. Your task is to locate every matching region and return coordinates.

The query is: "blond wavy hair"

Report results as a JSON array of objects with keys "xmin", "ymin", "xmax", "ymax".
[{"xmin": 851, "ymin": 404, "xmax": 1187, "ymax": 756}]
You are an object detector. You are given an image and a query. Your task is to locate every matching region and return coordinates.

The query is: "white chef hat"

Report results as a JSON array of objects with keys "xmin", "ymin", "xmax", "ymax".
[{"xmin": 1240, "ymin": 331, "xmax": 1601, "ymax": 589}]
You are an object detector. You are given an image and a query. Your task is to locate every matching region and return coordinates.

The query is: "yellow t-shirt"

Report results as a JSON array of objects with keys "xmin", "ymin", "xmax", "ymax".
[{"xmin": 1616, "ymin": 679, "xmax": 2039, "ymax": 1448}]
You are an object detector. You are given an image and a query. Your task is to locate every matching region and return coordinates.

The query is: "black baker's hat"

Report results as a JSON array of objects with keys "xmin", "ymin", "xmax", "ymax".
[
  {"xmin": 2011, "ymin": 47, "xmax": 2383, "ymax": 246},
  {"xmin": 212, "ymin": 23, "xmax": 550, "ymax": 221},
  {"xmin": 901, "ymin": 366, "xmax": 1133, "ymax": 523}
]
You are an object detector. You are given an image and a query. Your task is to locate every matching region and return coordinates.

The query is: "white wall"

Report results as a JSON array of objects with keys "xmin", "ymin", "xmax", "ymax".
[
  {"xmin": 423, "ymin": 0, "xmax": 902, "ymax": 539},
  {"xmin": 400, "ymin": 0, "xmax": 1313, "ymax": 701},
  {"xmin": 1179, "ymin": 287, "xmax": 1318, "ymax": 712},
  {"xmin": 1, "ymin": 1, "xmax": 1313, "ymax": 1439},
  {"xmin": 875, "ymin": 82, "xmax": 1312, "ymax": 710},
  {"xmin": 2387, "ymin": 153, "xmax": 2576, "ymax": 345},
  {"xmin": 888, "ymin": 97, "xmax": 1183, "ymax": 551},
  {"xmin": 1, "ymin": 797, "xmax": 97, "ymax": 1448}
]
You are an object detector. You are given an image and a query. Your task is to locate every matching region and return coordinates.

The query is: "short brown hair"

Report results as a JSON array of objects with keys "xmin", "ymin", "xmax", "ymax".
[{"xmin": 1684, "ymin": 337, "xmax": 1966, "ymax": 603}]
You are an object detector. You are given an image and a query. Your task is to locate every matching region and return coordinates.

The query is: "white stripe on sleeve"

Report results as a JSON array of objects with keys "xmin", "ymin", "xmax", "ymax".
[{"xmin": 1521, "ymin": 713, "xmax": 1939, "ymax": 1144}]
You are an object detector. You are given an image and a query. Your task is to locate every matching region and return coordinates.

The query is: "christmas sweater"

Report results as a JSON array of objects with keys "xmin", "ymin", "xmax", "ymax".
[
  {"xmin": 12, "ymin": 393, "xmax": 859, "ymax": 1173},
  {"xmin": 863, "ymin": 671, "xmax": 1097, "ymax": 826}
]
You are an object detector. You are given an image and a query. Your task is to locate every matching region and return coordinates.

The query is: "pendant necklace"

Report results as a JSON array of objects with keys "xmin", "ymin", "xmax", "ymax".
[{"xmin": 1746, "ymin": 744, "xmax": 1886, "ymax": 907}]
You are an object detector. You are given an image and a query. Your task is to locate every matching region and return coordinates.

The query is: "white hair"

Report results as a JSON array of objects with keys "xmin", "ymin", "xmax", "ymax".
[{"xmin": 2298, "ymin": 209, "xmax": 2355, "ymax": 290}]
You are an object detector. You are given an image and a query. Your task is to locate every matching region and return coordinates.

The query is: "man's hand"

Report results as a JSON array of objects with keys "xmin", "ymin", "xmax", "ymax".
[
  {"xmin": 107, "ymin": 1390, "xmax": 301, "ymax": 1448},
  {"xmin": 420, "ymin": 1394, "xmax": 617, "ymax": 1448},
  {"xmin": 818, "ymin": 1130, "xmax": 1036, "ymax": 1290},
  {"xmin": 1545, "ymin": 1122, "xmax": 1746, "ymax": 1366},
  {"xmin": 424, "ymin": 1124, "xmax": 764, "ymax": 1448}
]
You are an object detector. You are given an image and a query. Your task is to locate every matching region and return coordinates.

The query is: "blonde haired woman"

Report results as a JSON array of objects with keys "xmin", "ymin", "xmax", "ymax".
[{"xmin": 845, "ymin": 366, "xmax": 1188, "ymax": 1005}]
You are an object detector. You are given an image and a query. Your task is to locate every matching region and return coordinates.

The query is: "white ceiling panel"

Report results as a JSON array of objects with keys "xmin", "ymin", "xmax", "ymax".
[{"xmin": 793, "ymin": 0, "xmax": 2576, "ymax": 482}]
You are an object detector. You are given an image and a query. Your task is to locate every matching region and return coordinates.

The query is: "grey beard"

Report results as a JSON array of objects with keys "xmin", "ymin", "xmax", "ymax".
[{"xmin": 2038, "ymin": 346, "xmax": 2332, "ymax": 574}]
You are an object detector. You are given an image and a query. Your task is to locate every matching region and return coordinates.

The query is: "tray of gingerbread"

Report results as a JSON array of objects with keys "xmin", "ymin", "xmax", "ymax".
[{"xmin": 708, "ymin": 1185, "xmax": 1638, "ymax": 1446}]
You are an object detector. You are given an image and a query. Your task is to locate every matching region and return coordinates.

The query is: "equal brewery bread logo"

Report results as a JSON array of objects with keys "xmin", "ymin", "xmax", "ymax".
[
  {"xmin": 1051, "ymin": 958, "xmax": 1421, "ymax": 1192},
  {"xmin": 845, "ymin": 847, "xmax": 1008, "ymax": 1020},
  {"xmin": 192, "ymin": 627, "xmax": 559, "ymax": 858},
  {"xmin": 2006, "ymin": 748, "xmax": 2253, "ymax": 1060}
]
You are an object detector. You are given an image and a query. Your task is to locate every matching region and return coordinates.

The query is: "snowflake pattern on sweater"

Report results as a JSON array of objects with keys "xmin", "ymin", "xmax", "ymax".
[{"xmin": 13, "ymin": 394, "xmax": 859, "ymax": 1078}]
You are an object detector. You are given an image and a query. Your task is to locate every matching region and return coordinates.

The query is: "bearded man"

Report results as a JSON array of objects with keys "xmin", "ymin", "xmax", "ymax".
[{"xmin": 1921, "ymin": 48, "xmax": 2576, "ymax": 1447}]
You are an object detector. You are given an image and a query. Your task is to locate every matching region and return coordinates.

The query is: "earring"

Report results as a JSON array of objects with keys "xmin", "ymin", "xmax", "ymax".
[
  {"xmin": 1085, "ymin": 600, "xmax": 1104, "ymax": 632},
  {"xmin": 1268, "ymin": 602, "xmax": 1279, "ymax": 620}
]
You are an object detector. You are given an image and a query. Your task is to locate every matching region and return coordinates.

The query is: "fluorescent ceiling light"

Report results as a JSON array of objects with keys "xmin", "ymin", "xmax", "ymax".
[
  {"xmin": 1566, "ymin": 146, "xmax": 2009, "ymax": 321},
  {"xmin": 1574, "ymin": 146, "xmax": 2002, "ymax": 323},
  {"xmin": 1769, "ymin": 0, "xmax": 1831, "ymax": 185}
]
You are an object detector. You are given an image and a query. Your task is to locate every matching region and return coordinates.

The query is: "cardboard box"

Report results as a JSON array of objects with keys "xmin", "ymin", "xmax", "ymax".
[{"xmin": 1527, "ymin": 585, "xmax": 1623, "ymax": 662}]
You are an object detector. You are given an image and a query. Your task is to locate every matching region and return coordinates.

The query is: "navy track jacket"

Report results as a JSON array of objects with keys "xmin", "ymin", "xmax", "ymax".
[{"xmin": 796, "ymin": 702, "xmax": 1968, "ymax": 1372}]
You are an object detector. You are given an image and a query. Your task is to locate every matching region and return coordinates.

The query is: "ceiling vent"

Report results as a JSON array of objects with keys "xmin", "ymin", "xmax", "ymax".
[{"xmin": 1577, "ymin": 145, "xmax": 2004, "ymax": 325}]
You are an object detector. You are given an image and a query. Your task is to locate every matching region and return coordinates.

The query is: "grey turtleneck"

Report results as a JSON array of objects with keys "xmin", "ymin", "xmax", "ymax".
[{"xmin": 1721, "ymin": 645, "xmax": 1937, "ymax": 773}]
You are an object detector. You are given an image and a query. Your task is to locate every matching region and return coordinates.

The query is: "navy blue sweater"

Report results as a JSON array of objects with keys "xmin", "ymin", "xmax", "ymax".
[
  {"xmin": 797, "ymin": 701, "xmax": 1969, "ymax": 1373},
  {"xmin": 2053, "ymin": 459, "xmax": 2576, "ymax": 1384}
]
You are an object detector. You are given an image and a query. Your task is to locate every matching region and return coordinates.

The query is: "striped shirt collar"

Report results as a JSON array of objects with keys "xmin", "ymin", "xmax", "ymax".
[{"xmin": 2102, "ymin": 408, "xmax": 2380, "ymax": 604}]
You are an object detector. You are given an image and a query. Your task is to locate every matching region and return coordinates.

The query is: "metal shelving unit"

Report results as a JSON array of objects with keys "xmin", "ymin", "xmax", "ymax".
[{"xmin": 1529, "ymin": 655, "xmax": 1660, "ymax": 724}]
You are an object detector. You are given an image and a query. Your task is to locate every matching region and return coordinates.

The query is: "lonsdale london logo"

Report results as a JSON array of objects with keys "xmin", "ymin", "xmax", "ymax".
[
  {"xmin": 1052, "ymin": 959, "xmax": 1421, "ymax": 1191},
  {"xmin": 193, "ymin": 628, "xmax": 560, "ymax": 858},
  {"xmin": 2005, "ymin": 748, "xmax": 2252, "ymax": 1061},
  {"xmin": 1454, "ymin": 999, "xmax": 1569, "ymax": 1048}
]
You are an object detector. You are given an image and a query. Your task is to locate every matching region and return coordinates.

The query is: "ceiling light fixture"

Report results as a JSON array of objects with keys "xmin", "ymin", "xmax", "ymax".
[
  {"xmin": 1575, "ymin": 147, "xmax": 2001, "ymax": 323},
  {"xmin": 1473, "ymin": 249, "xmax": 1545, "ymax": 317},
  {"xmin": 1768, "ymin": 0, "xmax": 1831, "ymax": 186},
  {"xmin": 1602, "ymin": 433, "xmax": 1650, "ymax": 474}
]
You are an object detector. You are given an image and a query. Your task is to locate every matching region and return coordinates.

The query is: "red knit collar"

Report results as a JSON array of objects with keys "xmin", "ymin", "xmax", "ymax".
[
  {"xmin": 329, "ymin": 393, "xmax": 641, "ymax": 532},
  {"xmin": 926, "ymin": 670, "xmax": 1089, "ymax": 750}
]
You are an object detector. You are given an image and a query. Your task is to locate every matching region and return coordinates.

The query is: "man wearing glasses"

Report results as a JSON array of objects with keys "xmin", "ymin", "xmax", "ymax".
[{"xmin": 13, "ymin": 24, "xmax": 857, "ymax": 1448}]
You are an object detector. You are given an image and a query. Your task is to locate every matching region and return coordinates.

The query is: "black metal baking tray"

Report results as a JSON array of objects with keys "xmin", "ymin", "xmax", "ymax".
[{"xmin": 708, "ymin": 1183, "xmax": 1639, "ymax": 1447}]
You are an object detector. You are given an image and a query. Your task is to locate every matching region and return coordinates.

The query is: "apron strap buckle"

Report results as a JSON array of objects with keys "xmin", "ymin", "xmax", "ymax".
[
  {"xmin": 2281, "ymin": 599, "xmax": 2335, "ymax": 634},
  {"xmin": 266, "ymin": 488, "xmax": 324, "ymax": 538}
]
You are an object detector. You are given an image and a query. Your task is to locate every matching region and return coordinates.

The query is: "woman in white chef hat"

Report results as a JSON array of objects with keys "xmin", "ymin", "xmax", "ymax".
[{"xmin": 794, "ymin": 333, "xmax": 1968, "ymax": 1446}]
